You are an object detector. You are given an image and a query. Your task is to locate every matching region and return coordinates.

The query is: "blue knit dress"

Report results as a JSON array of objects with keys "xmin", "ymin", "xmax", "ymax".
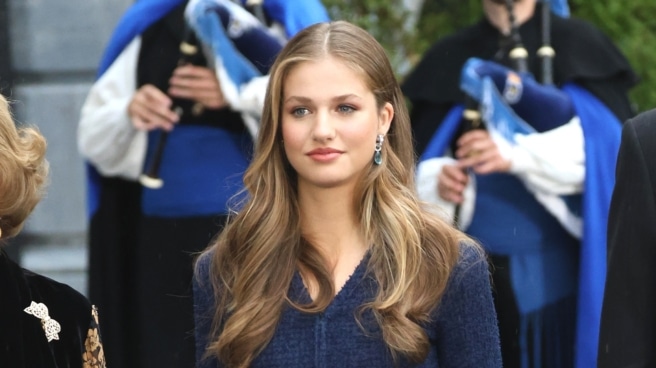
[{"xmin": 193, "ymin": 243, "xmax": 502, "ymax": 368}]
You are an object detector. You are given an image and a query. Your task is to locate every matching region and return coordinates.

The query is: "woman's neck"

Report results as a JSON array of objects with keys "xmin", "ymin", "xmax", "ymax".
[
  {"xmin": 483, "ymin": 0, "xmax": 536, "ymax": 35},
  {"xmin": 297, "ymin": 186, "xmax": 369, "ymax": 297},
  {"xmin": 297, "ymin": 186, "xmax": 367, "ymax": 265}
]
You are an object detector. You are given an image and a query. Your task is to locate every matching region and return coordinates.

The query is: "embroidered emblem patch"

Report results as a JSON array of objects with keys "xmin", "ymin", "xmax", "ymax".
[
  {"xmin": 503, "ymin": 72, "xmax": 523, "ymax": 104},
  {"xmin": 228, "ymin": 17, "xmax": 246, "ymax": 38}
]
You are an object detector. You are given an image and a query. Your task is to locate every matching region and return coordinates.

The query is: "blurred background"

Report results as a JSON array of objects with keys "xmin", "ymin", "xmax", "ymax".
[{"xmin": 1, "ymin": 0, "xmax": 653, "ymax": 296}]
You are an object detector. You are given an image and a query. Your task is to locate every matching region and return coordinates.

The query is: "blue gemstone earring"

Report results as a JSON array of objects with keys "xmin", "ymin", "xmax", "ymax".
[{"xmin": 373, "ymin": 134, "xmax": 384, "ymax": 165}]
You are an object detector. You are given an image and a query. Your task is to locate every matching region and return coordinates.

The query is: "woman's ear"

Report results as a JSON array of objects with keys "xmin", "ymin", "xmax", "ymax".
[{"xmin": 378, "ymin": 102, "xmax": 394, "ymax": 135}]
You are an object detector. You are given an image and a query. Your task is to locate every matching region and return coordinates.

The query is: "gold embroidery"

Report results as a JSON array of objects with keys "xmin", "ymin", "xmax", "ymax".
[{"xmin": 82, "ymin": 306, "xmax": 107, "ymax": 368}]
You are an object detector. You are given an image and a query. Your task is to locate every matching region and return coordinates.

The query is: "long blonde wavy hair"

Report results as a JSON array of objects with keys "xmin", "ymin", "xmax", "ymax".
[
  {"xmin": 200, "ymin": 20, "xmax": 468, "ymax": 367},
  {"xmin": 0, "ymin": 94, "xmax": 49, "ymax": 242}
]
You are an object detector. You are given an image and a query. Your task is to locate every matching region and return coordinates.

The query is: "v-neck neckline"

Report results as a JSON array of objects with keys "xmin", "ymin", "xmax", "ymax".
[{"xmin": 291, "ymin": 252, "xmax": 371, "ymax": 311}]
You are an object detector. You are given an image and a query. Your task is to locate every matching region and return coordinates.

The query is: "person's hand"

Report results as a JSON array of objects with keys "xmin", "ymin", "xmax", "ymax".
[
  {"xmin": 168, "ymin": 65, "xmax": 228, "ymax": 110},
  {"xmin": 438, "ymin": 163, "xmax": 470, "ymax": 204},
  {"xmin": 128, "ymin": 84, "xmax": 179, "ymax": 131},
  {"xmin": 455, "ymin": 129, "xmax": 511, "ymax": 174}
]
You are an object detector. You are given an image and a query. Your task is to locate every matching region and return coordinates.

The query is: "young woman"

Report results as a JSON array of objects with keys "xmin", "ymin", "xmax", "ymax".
[
  {"xmin": 193, "ymin": 21, "xmax": 501, "ymax": 368},
  {"xmin": 0, "ymin": 94, "xmax": 106, "ymax": 368}
]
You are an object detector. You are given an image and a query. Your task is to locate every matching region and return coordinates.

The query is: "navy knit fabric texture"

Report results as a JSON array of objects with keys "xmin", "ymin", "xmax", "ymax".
[{"xmin": 193, "ymin": 243, "xmax": 502, "ymax": 367}]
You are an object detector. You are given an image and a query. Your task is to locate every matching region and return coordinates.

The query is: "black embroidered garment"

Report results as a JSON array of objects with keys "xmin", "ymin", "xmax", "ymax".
[{"xmin": 0, "ymin": 250, "xmax": 106, "ymax": 368}]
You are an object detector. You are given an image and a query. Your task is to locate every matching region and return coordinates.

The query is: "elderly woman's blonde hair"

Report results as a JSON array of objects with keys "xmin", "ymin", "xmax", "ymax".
[{"xmin": 0, "ymin": 94, "xmax": 49, "ymax": 241}]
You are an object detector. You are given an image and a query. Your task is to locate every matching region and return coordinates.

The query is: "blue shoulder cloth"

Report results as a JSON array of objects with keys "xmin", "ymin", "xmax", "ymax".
[
  {"xmin": 97, "ymin": 0, "xmax": 185, "ymax": 77},
  {"xmin": 564, "ymin": 83, "xmax": 620, "ymax": 368}
]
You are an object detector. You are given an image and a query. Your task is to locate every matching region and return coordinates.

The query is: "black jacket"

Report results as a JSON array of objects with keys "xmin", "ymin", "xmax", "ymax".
[
  {"xmin": 598, "ymin": 109, "xmax": 656, "ymax": 368},
  {"xmin": 0, "ymin": 250, "xmax": 106, "ymax": 368}
]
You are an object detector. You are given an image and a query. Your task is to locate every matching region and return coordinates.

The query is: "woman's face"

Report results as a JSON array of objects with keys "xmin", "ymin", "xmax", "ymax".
[{"xmin": 281, "ymin": 56, "xmax": 392, "ymax": 192}]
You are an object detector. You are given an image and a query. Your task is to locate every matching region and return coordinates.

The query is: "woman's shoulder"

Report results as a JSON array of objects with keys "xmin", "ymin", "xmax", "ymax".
[
  {"xmin": 22, "ymin": 268, "xmax": 94, "ymax": 327},
  {"xmin": 454, "ymin": 241, "xmax": 486, "ymax": 270},
  {"xmin": 14, "ymin": 267, "xmax": 103, "ymax": 366},
  {"xmin": 2, "ymin": 253, "xmax": 92, "ymax": 331},
  {"xmin": 195, "ymin": 249, "xmax": 214, "ymax": 282},
  {"xmin": 440, "ymin": 240, "xmax": 490, "ymax": 304},
  {"xmin": 193, "ymin": 249, "xmax": 217, "ymax": 304},
  {"xmin": 448, "ymin": 241, "xmax": 488, "ymax": 282},
  {"xmin": 427, "ymin": 241, "xmax": 501, "ymax": 365}
]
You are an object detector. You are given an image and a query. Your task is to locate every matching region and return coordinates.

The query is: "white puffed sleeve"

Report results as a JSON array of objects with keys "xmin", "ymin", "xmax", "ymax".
[{"xmin": 77, "ymin": 37, "xmax": 146, "ymax": 180}]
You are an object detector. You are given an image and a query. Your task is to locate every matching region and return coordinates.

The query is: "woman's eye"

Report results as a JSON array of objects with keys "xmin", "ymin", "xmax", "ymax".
[
  {"xmin": 338, "ymin": 105, "xmax": 355, "ymax": 114},
  {"xmin": 291, "ymin": 107, "xmax": 309, "ymax": 117}
]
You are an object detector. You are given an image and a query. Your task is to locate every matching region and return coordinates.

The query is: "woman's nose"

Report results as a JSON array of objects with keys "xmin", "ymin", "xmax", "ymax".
[{"xmin": 312, "ymin": 110, "xmax": 336, "ymax": 141}]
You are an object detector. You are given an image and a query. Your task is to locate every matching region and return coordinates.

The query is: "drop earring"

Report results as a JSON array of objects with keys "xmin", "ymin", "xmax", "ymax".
[{"xmin": 373, "ymin": 134, "xmax": 384, "ymax": 165}]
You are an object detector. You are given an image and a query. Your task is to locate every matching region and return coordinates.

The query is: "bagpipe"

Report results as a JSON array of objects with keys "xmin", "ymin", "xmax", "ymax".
[
  {"xmin": 459, "ymin": 0, "xmax": 576, "ymax": 136},
  {"xmin": 452, "ymin": 0, "xmax": 574, "ymax": 221},
  {"xmin": 139, "ymin": 0, "xmax": 317, "ymax": 189},
  {"xmin": 444, "ymin": 4, "xmax": 621, "ymax": 366}
]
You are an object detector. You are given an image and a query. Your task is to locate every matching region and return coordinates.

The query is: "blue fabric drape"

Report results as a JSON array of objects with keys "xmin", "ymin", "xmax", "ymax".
[{"xmin": 565, "ymin": 83, "xmax": 620, "ymax": 368}]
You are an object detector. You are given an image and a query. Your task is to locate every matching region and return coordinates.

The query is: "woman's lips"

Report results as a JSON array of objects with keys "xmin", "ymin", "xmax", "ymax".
[{"xmin": 307, "ymin": 147, "xmax": 343, "ymax": 162}]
